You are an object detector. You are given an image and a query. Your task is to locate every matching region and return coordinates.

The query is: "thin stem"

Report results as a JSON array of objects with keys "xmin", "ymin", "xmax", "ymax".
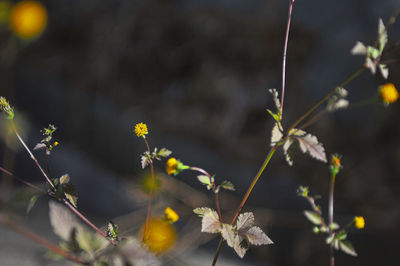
[
  {"xmin": 142, "ymin": 137, "xmax": 155, "ymax": 242},
  {"xmin": 10, "ymin": 121, "xmax": 116, "ymax": 245},
  {"xmin": 0, "ymin": 166, "xmax": 45, "ymax": 193},
  {"xmin": 0, "ymin": 215, "xmax": 89, "ymax": 265},
  {"xmin": 329, "ymin": 173, "xmax": 336, "ymax": 266},
  {"xmin": 45, "ymin": 153, "xmax": 51, "ymax": 177},
  {"xmin": 280, "ymin": 0, "xmax": 295, "ymax": 114},
  {"xmin": 215, "ymin": 192, "xmax": 222, "ymax": 221},
  {"xmin": 287, "ymin": 67, "xmax": 365, "ymax": 132},
  {"xmin": 212, "ymin": 239, "xmax": 224, "ymax": 266}
]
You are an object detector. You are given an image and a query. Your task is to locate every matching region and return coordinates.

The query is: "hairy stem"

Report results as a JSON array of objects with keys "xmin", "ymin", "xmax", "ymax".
[{"xmin": 329, "ymin": 172, "xmax": 337, "ymax": 266}]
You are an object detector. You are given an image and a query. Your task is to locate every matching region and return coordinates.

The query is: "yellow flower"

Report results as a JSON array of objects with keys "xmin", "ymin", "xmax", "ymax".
[
  {"xmin": 380, "ymin": 83, "xmax": 399, "ymax": 105},
  {"xmin": 53, "ymin": 141, "xmax": 59, "ymax": 147},
  {"xmin": 164, "ymin": 207, "xmax": 179, "ymax": 223},
  {"xmin": 142, "ymin": 218, "xmax": 177, "ymax": 253},
  {"xmin": 354, "ymin": 216, "xmax": 365, "ymax": 229},
  {"xmin": 134, "ymin": 122, "xmax": 148, "ymax": 137},
  {"xmin": 166, "ymin": 157, "xmax": 178, "ymax": 175},
  {"xmin": 332, "ymin": 155, "xmax": 341, "ymax": 168},
  {"xmin": 10, "ymin": 1, "xmax": 47, "ymax": 39}
]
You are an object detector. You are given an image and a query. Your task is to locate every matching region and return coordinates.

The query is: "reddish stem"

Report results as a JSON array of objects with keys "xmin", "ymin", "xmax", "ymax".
[{"xmin": 142, "ymin": 137, "xmax": 155, "ymax": 242}]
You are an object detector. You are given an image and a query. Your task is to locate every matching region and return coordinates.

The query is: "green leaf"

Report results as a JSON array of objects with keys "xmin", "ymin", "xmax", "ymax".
[
  {"xmin": 326, "ymin": 234, "xmax": 334, "ymax": 245},
  {"xmin": 106, "ymin": 221, "xmax": 119, "ymax": 241},
  {"xmin": 304, "ymin": 210, "xmax": 322, "ymax": 225},
  {"xmin": 59, "ymin": 174, "xmax": 70, "ymax": 185},
  {"xmin": 157, "ymin": 148, "xmax": 172, "ymax": 158},
  {"xmin": 297, "ymin": 186, "xmax": 309, "ymax": 197},
  {"xmin": 197, "ymin": 175, "xmax": 211, "ymax": 186},
  {"xmin": 193, "ymin": 207, "xmax": 213, "ymax": 217},
  {"xmin": 351, "ymin": 41, "xmax": 367, "ymax": 55},
  {"xmin": 220, "ymin": 180, "xmax": 235, "ymax": 191},
  {"xmin": 340, "ymin": 240, "xmax": 358, "ymax": 256},
  {"xmin": 267, "ymin": 109, "xmax": 280, "ymax": 123},
  {"xmin": 368, "ymin": 46, "xmax": 380, "ymax": 60},
  {"xmin": 220, "ymin": 224, "xmax": 235, "ymax": 247},
  {"xmin": 379, "ymin": 64, "xmax": 389, "ymax": 79},
  {"xmin": 329, "ymin": 222, "xmax": 339, "ymax": 231},
  {"xmin": 26, "ymin": 195, "xmax": 39, "ymax": 214},
  {"xmin": 366, "ymin": 57, "xmax": 376, "ymax": 74},
  {"xmin": 63, "ymin": 183, "xmax": 78, "ymax": 208},
  {"xmin": 337, "ymin": 231, "xmax": 347, "ymax": 240}
]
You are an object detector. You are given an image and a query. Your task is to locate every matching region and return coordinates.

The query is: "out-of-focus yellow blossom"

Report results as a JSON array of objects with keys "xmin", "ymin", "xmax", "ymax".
[
  {"xmin": 332, "ymin": 155, "xmax": 341, "ymax": 168},
  {"xmin": 10, "ymin": 1, "xmax": 47, "ymax": 39},
  {"xmin": 140, "ymin": 174, "xmax": 161, "ymax": 194},
  {"xmin": 134, "ymin": 122, "xmax": 148, "ymax": 137},
  {"xmin": 166, "ymin": 157, "xmax": 178, "ymax": 175},
  {"xmin": 164, "ymin": 207, "xmax": 179, "ymax": 223},
  {"xmin": 53, "ymin": 141, "xmax": 59, "ymax": 147},
  {"xmin": 380, "ymin": 83, "xmax": 399, "ymax": 105},
  {"xmin": 142, "ymin": 218, "xmax": 177, "ymax": 253},
  {"xmin": 354, "ymin": 216, "xmax": 365, "ymax": 229}
]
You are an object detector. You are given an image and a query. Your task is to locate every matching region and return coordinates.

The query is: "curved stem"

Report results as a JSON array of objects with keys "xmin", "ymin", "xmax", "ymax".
[{"xmin": 142, "ymin": 137, "xmax": 155, "ymax": 242}]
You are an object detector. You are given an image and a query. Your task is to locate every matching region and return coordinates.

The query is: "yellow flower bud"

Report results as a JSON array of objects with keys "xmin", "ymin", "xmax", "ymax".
[
  {"xmin": 354, "ymin": 216, "xmax": 365, "ymax": 229},
  {"xmin": 164, "ymin": 207, "xmax": 179, "ymax": 223},
  {"xmin": 166, "ymin": 157, "xmax": 178, "ymax": 175},
  {"xmin": 380, "ymin": 83, "xmax": 399, "ymax": 105}
]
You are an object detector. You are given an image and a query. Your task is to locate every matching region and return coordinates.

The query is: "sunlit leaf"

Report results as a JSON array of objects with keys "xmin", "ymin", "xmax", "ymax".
[
  {"xmin": 351, "ymin": 41, "xmax": 367, "ymax": 55},
  {"xmin": 63, "ymin": 183, "xmax": 78, "ymax": 208},
  {"xmin": 379, "ymin": 64, "xmax": 389, "ymax": 79},
  {"xmin": 270, "ymin": 123, "xmax": 283, "ymax": 146},
  {"xmin": 59, "ymin": 174, "xmax": 70, "ymax": 185},
  {"xmin": 233, "ymin": 235, "xmax": 247, "ymax": 258},
  {"xmin": 378, "ymin": 18, "xmax": 387, "ymax": 52},
  {"xmin": 157, "ymin": 148, "xmax": 172, "ymax": 158},
  {"xmin": 201, "ymin": 210, "xmax": 221, "ymax": 233},
  {"xmin": 294, "ymin": 133, "xmax": 327, "ymax": 163},
  {"xmin": 220, "ymin": 224, "xmax": 235, "ymax": 247},
  {"xmin": 26, "ymin": 195, "xmax": 39, "ymax": 214},
  {"xmin": 268, "ymin": 88, "xmax": 281, "ymax": 112},
  {"xmin": 33, "ymin": 143, "xmax": 46, "ymax": 151},
  {"xmin": 220, "ymin": 180, "xmax": 235, "ymax": 191},
  {"xmin": 339, "ymin": 240, "xmax": 358, "ymax": 256},
  {"xmin": 141, "ymin": 154, "xmax": 151, "ymax": 169},
  {"xmin": 49, "ymin": 201, "xmax": 81, "ymax": 241},
  {"xmin": 197, "ymin": 175, "xmax": 211, "ymax": 186},
  {"xmin": 245, "ymin": 226, "xmax": 273, "ymax": 245},
  {"xmin": 366, "ymin": 57, "xmax": 376, "ymax": 74},
  {"xmin": 193, "ymin": 207, "xmax": 214, "ymax": 217},
  {"xmin": 304, "ymin": 210, "xmax": 322, "ymax": 225},
  {"xmin": 236, "ymin": 212, "xmax": 254, "ymax": 232},
  {"xmin": 283, "ymin": 138, "xmax": 295, "ymax": 166}
]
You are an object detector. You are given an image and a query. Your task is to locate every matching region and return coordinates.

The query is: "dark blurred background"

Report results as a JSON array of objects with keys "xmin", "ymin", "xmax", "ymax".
[{"xmin": 1, "ymin": 0, "xmax": 400, "ymax": 265}]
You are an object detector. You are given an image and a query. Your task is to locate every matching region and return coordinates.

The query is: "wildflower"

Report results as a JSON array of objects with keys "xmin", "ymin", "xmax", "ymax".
[
  {"xmin": 10, "ymin": 0, "xmax": 47, "ymax": 39},
  {"xmin": 380, "ymin": 83, "xmax": 399, "ymax": 105},
  {"xmin": 164, "ymin": 207, "xmax": 179, "ymax": 223},
  {"xmin": 330, "ymin": 154, "xmax": 342, "ymax": 176},
  {"xmin": 0, "ymin": 96, "xmax": 14, "ymax": 119},
  {"xmin": 166, "ymin": 157, "xmax": 178, "ymax": 175},
  {"xmin": 142, "ymin": 218, "xmax": 177, "ymax": 253},
  {"xmin": 134, "ymin": 122, "xmax": 148, "ymax": 137},
  {"xmin": 354, "ymin": 216, "xmax": 365, "ymax": 229},
  {"xmin": 53, "ymin": 141, "xmax": 59, "ymax": 147}
]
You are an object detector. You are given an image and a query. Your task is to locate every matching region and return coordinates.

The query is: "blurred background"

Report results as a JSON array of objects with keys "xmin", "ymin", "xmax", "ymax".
[{"xmin": 0, "ymin": 0, "xmax": 400, "ymax": 265}]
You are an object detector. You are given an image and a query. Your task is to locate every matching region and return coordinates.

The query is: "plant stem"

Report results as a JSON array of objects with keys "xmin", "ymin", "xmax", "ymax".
[
  {"xmin": 329, "ymin": 172, "xmax": 337, "ymax": 266},
  {"xmin": 280, "ymin": 0, "xmax": 295, "ymax": 114},
  {"xmin": 10, "ymin": 121, "xmax": 116, "ymax": 245},
  {"xmin": 0, "ymin": 166, "xmax": 45, "ymax": 193},
  {"xmin": 212, "ymin": 144, "xmax": 278, "ymax": 266},
  {"xmin": 142, "ymin": 137, "xmax": 155, "ymax": 242},
  {"xmin": 0, "ymin": 215, "xmax": 89, "ymax": 265}
]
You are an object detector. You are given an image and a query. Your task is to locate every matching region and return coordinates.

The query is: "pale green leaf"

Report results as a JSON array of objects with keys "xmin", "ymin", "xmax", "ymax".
[
  {"xmin": 63, "ymin": 183, "xmax": 78, "ymax": 208},
  {"xmin": 379, "ymin": 64, "xmax": 389, "ymax": 79},
  {"xmin": 193, "ymin": 207, "xmax": 213, "ymax": 217},
  {"xmin": 378, "ymin": 18, "xmax": 388, "ymax": 52},
  {"xmin": 197, "ymin": 175, "xmax": 211, "ymax": 186},
  {"xmin": 157, "ymin": 148, "xmax": 172, "ymax": 158},
  {"xmin": 26, "ymin": 195, "xmax": 39, "ymax": 214},
  {"xmin": 220, "ymin": 180, "xmax": 235, "ymax": 191},
  {"xmin": 59, "ymin": 174, "xmax": 70, "ymax": 185},
  {"xmin": 201, "ymin": 210, "xmax": 221, "ymax": 233},
  {"xmin": 351, "ymin": 41, "xmax": 367, "ymax": 55},
  {"xmin": 340, "ymin": 240, "xmax": 358, "ymax": 256},
  {"xmin": 366, "ymin": 57, "xmax": 376, "ymax": 74},
  {"xmin": 304, "ymin": 210, "xmax": 322, "ymax": 225},
  {"xmin": 267, "ymin": 109, "xmax": 280, "ymax": 123}
]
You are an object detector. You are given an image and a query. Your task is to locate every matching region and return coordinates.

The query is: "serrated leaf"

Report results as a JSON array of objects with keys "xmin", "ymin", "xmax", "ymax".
[
  {"xmin": 268, "ymin": 88, "xmax": 281, "ymax": 112},
  {"xmin": 141, "ymin": 155, "xmax": 151, "ymax": 169},
  {"xmin": 379, "ymin": 64, "xmax": 389, "ymax": 79},
  {"xmin": 220, "ymin": 224, "xmax": 235, "ymax": 247},
  {"xmin": 193, "ymin": 207, "xmax": 213, "ymax": 217},
  {"xmin": 351, "ymin": 41, "xmax": 367, "ymax": 55},
  {"xmin": 378, "ymin": 18, "xmax": 387, "ymax": 53},
  {"xmin": 220, "ymin": 180, "xmax": 235, "ymax": 191},
  {"xmin": 233, "ymin": 235, "xmax": 247, "ymax": 258},
  {"xmin": 270, "ymin": 123, "xmax": 283, "ymax": 146},
  {"xmin": 245, "ymin": 226, "xmax": 273, "ymax": 245},
  {"xmin": 197, "ymin": 175, "xmax": 211, "ymax": 186},
  {"xmin": 283, "ymin": 138, "xmax": 295, "ymax": 166},
  {"xmin": 304, "ymin": 210, "xmax": 322, "ymax": 225},
  {"xmin": 294, "ymin": 134, "xmax": 327, "ymax": 163},
  {"xmin": 59, "ymin": 174, "xmax": 70, "ymax": 185},
  {"xmin": 366, "ymin": 57, "xmax": 376, "ymax": 74},
  {"xmin": 157, "ymin": 148, "xmax": 172, "ymax": 158},
  {"xmin": 63, "ymin": 183, "xmax": 78, "ymax": 208},
  {"xmin": 49, "ymin": 201, "xmax": 82, "ymax": 241},
  {"xmin": 201, "ymin": 210, "xmax": 221, "ymax": 233},
  {"xmin": 27, "ymin": 195, "xmax": 39, "ymax": 214},
  {"xmin": 339, "ymin": 240, "xmax": 358, "ymax": 256},
  {"xmin": 236, "ymin": 212, "xmax": 255, "ymax": 232},
  {"xmin": 288, "ymin": 128, "xmax": 306, "ymax": 136}
]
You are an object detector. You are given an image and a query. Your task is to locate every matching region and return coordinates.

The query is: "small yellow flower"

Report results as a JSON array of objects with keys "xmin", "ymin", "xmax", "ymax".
[
  {"xmin": 166, "ymin": 157, "xmax": 178, "ymax": 175},
  {"xmin": 164, "ymin": 207, "xmax": 179, "ymax": 223},
  {"xmin": 380, "ymin": 83, "xmax": 399, "ymax": 105},
  {"xmin": 53, "ymin": 141, "xmax": 59, "ymax": 147},
  {"xmin": 332, "ymin": 155, "xmax": 341, "ymax": 168},
  {"xmin": 10, "ymin": 0, "xmax": 47, "ymax": 39},
  {"xmin": 142, "ymin": 218, "xmax": 177, "ymax": 253},
  {"xmin": 134, "ymin": 122, "xmax": 148, "ymax": 137},
  {"xmin": 354, "ymin": 216, "xmax": 365, "ymax": 229}
]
